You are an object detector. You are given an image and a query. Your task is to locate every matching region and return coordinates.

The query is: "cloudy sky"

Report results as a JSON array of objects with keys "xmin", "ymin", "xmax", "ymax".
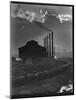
[{"xmin": 10, "ymin": 2, "xmax": 73, "ymax": 57}]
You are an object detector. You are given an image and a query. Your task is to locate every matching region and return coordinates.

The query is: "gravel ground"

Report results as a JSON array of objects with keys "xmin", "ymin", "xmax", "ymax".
[{"xmin": 11, "ymin": 57, "xmax": 74, "ymax": 98}]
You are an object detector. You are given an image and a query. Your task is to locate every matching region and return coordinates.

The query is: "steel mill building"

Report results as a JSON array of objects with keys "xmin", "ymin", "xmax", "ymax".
[
  {"xmin": 18, "ymin": 40, "xmax": 47, "ymax": 61},
  {"xmin": 18, "ymin": 33, "xmax": 55, "ymax": 61}
]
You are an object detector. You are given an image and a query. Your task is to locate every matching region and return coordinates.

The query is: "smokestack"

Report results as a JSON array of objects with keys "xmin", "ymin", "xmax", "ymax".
[
  {"xmin": 47, "ymin": 35, "xmax": 49, "ymax": 56},
  {"xmin": 44, "ymin": 35, "xmax": 48, "ymax": 56},
  {"xmin": 51, "ymin": 32, "xmax": 53, "ymax": 57},
  {"xmin": 44, "ymin": 35, "xmax": 48, "ymax": 55},
  {"xmin": 48, "ymin": 33, "xmax": 51, "ymax": 56},
  {"xmin": 53, "ymin": 46, "xmax": 55, "ymax": 57},
  {"xmin": 44, "ymin": 32, "xmax": 53, "ymax": 57},
  {"xmin": 48, "ymin": 32, "xmax": 53, "ymax": 57}
]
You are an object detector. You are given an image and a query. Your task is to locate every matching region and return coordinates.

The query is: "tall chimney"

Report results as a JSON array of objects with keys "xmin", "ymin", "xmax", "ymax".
[
  {"xmin": 44, "ymin": 32, "xmax": 53, "ymax": 57},
  {"xmin": 44, "ymin": 35, "xmax": 48, "ymax": 55},
  {"xmin": 48, "ymin": 32, "xmax": 53, "ymax": 57},
  {"xmin": 46, "ymin": 35, "xmax": 49, "ymax": 55},
  {"xmin": 53, "ymin": 46, "xmax": 55, "ymax": 57},
  {"xmin": 51, "ymin": 32, "xmax": 53, "ymax": 57},
  {"xmin": 48, "ymin": 33, "xmax": 51, "ymax": 56}
]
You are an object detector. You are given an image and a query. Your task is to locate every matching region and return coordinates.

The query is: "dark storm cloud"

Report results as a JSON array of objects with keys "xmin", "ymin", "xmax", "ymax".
[{"xmin": 10, "ymin": 3, "xmax": 72, "ymax": 57}]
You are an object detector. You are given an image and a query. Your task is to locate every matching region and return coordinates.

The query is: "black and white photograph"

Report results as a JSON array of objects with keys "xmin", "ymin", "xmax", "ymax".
[{"xmin": 10, "ymin": 1, "xmax": 74, "ymax": 99}]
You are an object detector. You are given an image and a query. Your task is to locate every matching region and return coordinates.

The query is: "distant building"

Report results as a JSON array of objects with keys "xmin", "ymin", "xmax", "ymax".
[{"xmin": 18, "ymin": 40, "xmax": 47, "ymax": 61}]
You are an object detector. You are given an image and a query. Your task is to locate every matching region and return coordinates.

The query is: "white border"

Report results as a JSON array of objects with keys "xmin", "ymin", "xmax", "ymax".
[{"xmin": 0, "ymin": 0, "xmax": 75, "ymax": 100}]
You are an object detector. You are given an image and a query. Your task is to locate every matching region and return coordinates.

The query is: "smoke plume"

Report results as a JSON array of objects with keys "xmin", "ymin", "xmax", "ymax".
[
  {"xmin": 48, "ymin": 13, "xmax": 72, "ymax": 23},
  {"xmin": 40, "ymin": 10, "xmax": 72, "ymax": 23},
  {"xmin": 11, "ymin": 5, "xmax": 72, "ymax": 24},
  {"xmin": 11, "ymin": 5, "xmax": 47, "ymax": 23}
]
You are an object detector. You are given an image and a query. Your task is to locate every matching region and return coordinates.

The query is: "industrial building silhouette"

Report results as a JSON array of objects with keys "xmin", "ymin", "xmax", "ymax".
[
  {"xmin": 18, "ymin": 40, "xmax": 47, "ymax": 61},
  {"xmin": 18, "ymin": 33, "xmax": 55, "ymax": 61}
]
